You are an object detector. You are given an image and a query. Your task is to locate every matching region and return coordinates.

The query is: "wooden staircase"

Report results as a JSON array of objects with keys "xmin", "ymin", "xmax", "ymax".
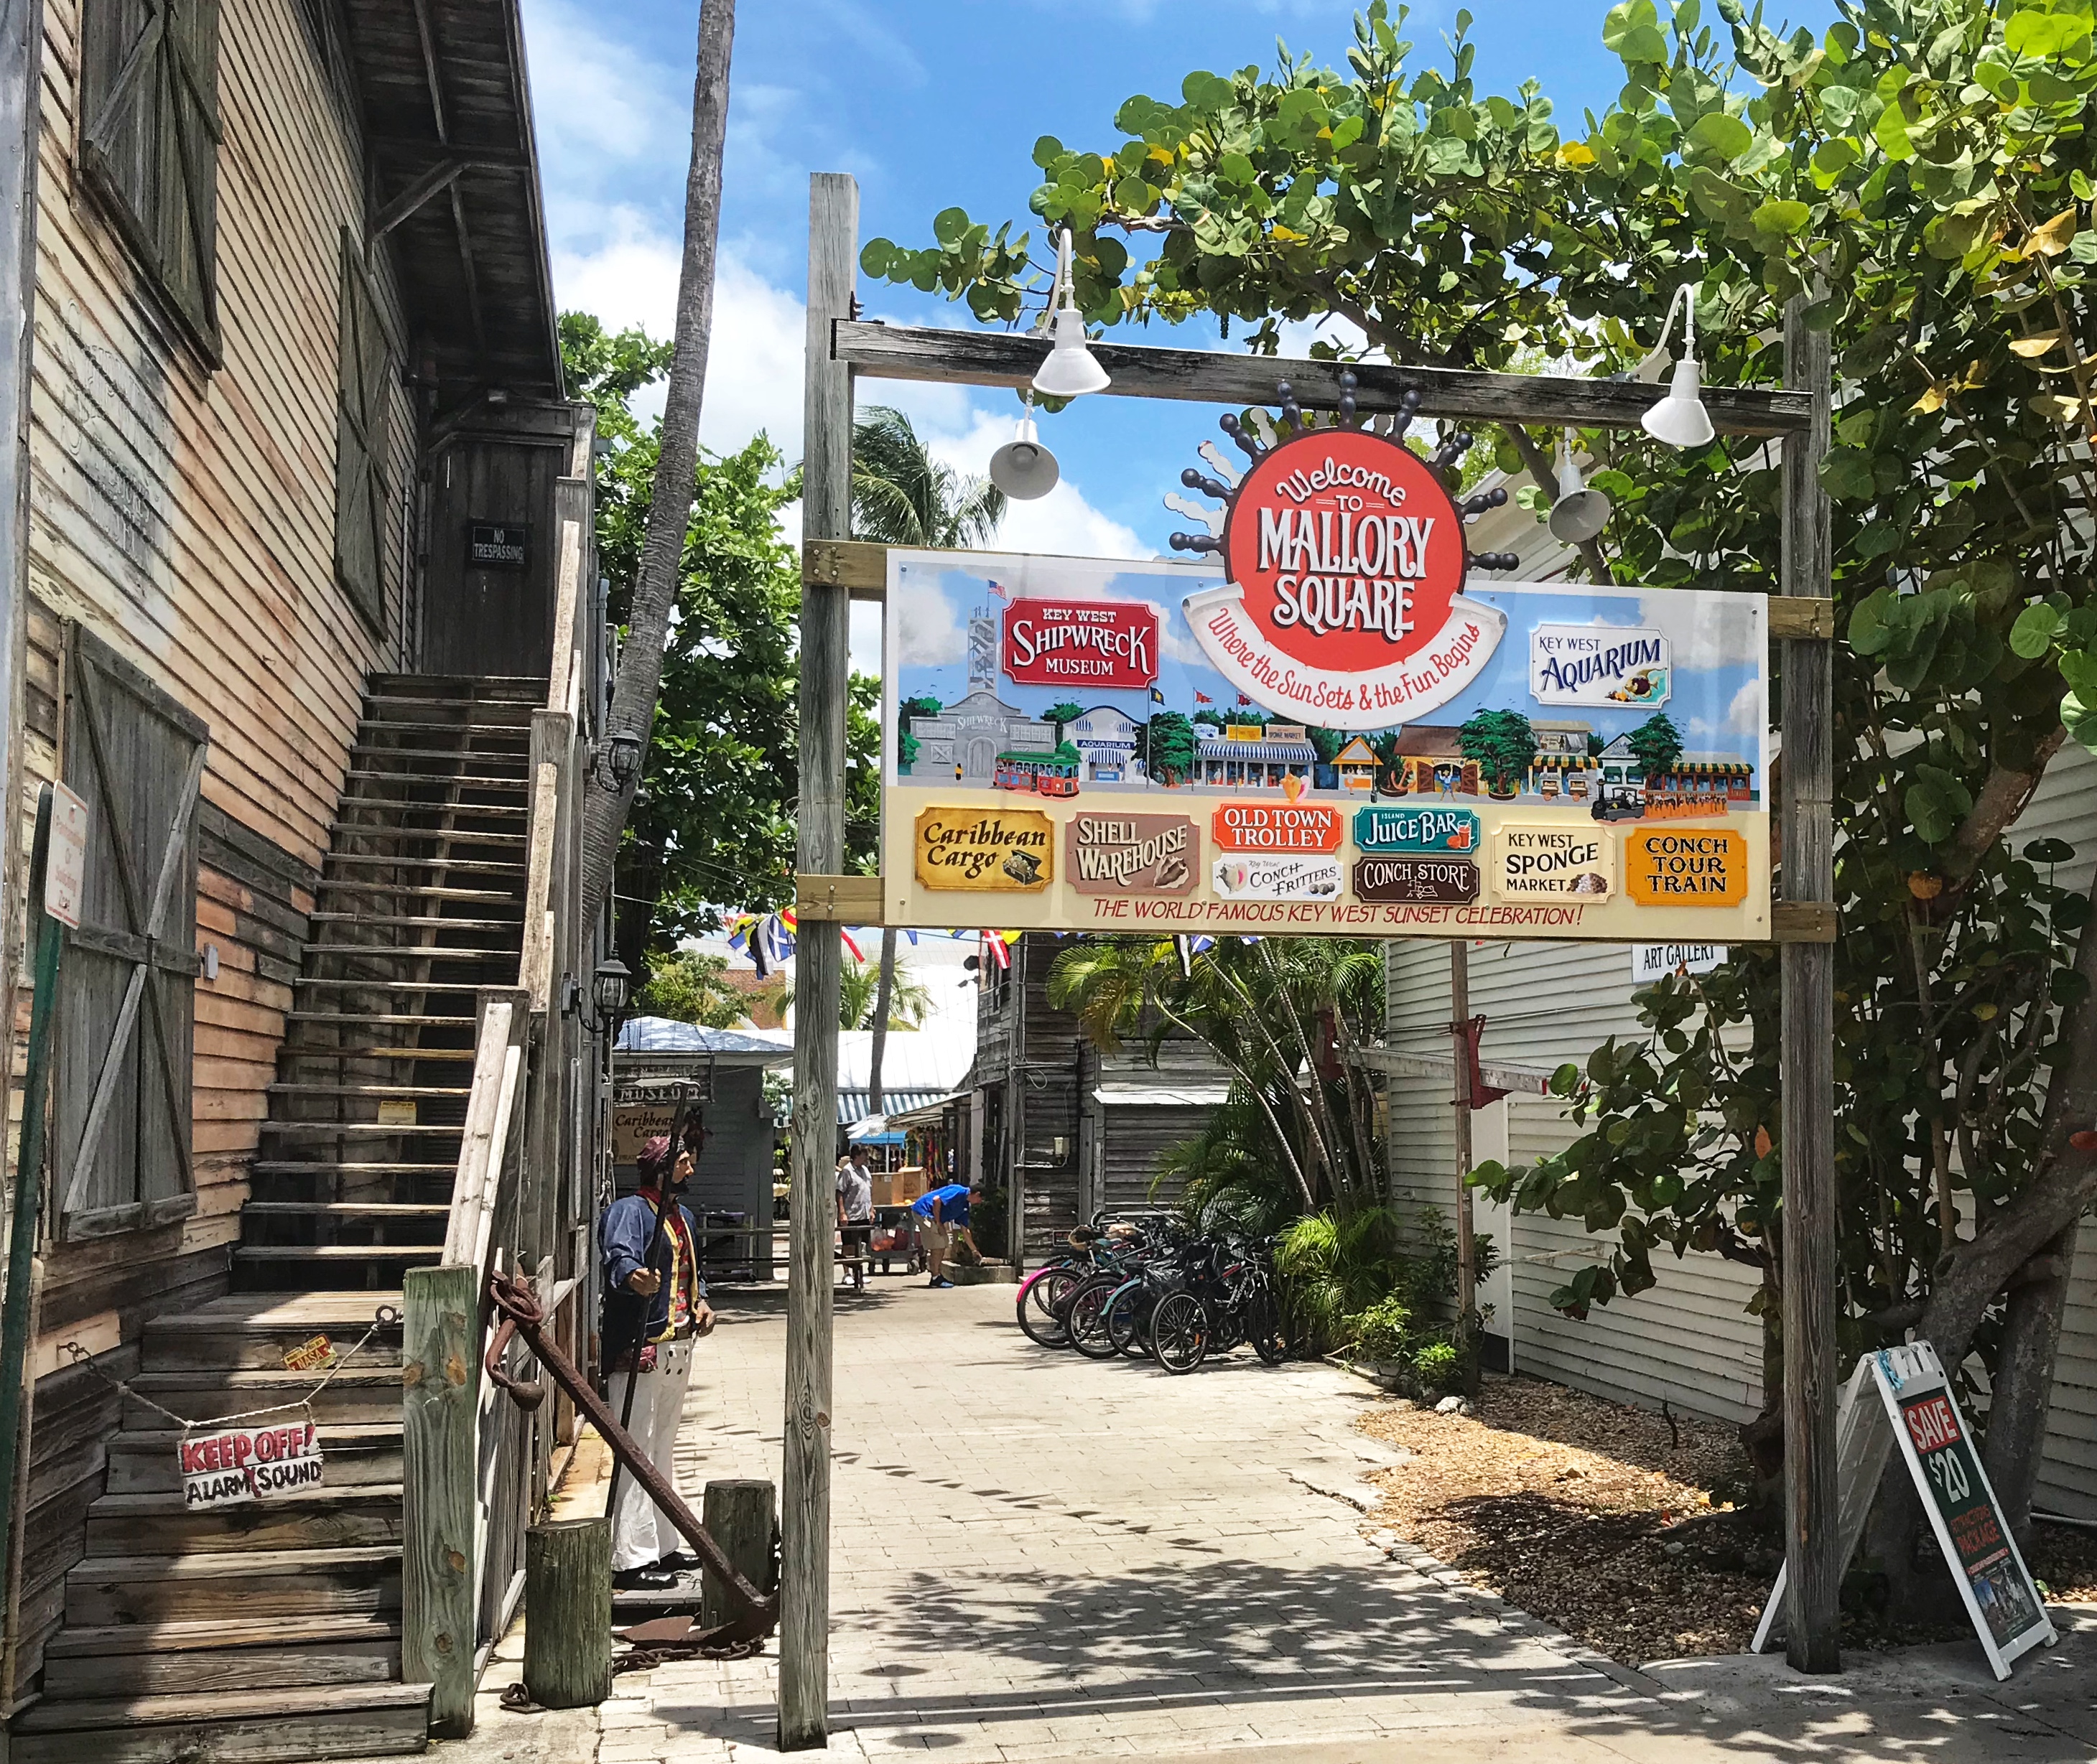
[{"xmin": 14, "ymin": 676, "xmax": 544, "ymax": 1763}]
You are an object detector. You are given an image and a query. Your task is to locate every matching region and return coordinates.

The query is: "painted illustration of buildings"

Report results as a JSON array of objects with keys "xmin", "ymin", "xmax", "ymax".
[
  {"xmin": 1332, "ymin": 735, "xmax": 1380, "ymax": 791},
  {"xmin": 1657, "ymin": 750, "xmax": 1756, "ymax": 801},
  {"xmin": 1195, "ymin": 722, "xmax": 1318, "ymax": 788},
  {"xmin": 1069, "ymin": 705, "xmax": 1143, "ymax": 780},
  {"xmin": 1528, "ymin": 719, "xmax": 1597, "ymax": 800},
  {"xmin": 907, "ymin": 600, "xmax": 1059, "ymax": 781},
  {"xmin": 1391, "ymin": 726, "xmax": 1480, "ymax": 796}
]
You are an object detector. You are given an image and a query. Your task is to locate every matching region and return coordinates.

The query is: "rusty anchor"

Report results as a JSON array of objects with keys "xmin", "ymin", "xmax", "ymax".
[{"xmin": 483, "ymin": 1271, "xmax": 780, "ymax": 1648}]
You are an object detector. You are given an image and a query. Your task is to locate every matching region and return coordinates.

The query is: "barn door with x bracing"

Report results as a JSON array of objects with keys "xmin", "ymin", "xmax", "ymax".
[{"xmin": 54, "ymin": 625, "xmax": 209, "ymax": 1239}]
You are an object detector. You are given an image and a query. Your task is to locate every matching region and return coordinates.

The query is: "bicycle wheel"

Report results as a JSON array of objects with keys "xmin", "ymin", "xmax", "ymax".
[
  {"xmin": 1246, "ymin": 1288, "xmax": 1285, "ymax": 1366},
  {"xmin": 1067, "ymin": 1276, "xmax": 1122, "ymax": 1360},
  {"xmin": 1104, "ymin": 1282, "xmax": 1150, "ymax": 1358},
  {"xmin": 1018, "ymin": 1266, "xmax": 1079, "ymax": 1348},
  {"xmin": 1150, "ymin": 1292, "xmax": 1208, "ymax": 1374}
]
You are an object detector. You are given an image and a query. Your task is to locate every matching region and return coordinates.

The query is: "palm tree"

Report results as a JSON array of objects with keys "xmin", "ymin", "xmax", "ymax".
[
  {"xmin": 850, "ymin": 404, "xmax": 1005, "ymax": 1109},
  {"xmin": 851, "ymin": 406, "xmax": 1005, "ymax": 549},
  {"xmin": 839, "ymin": 955, "xmax": 931, "ymax": 1033}
]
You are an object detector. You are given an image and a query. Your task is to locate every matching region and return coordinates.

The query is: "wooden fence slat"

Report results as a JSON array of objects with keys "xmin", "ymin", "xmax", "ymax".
[{"xmin": 402, "ymin": 1264, "xmax": 480, "ymax": 1739}]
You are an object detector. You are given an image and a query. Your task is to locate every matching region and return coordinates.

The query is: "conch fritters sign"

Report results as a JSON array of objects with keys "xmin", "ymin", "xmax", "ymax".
[
  {"xmin": 915, "ymin": 807, "xmax": 1053, "ymax": 891},
  {"xmin": 1184, "ymin": 426, "xmax": 1505, "ymax": 730}
]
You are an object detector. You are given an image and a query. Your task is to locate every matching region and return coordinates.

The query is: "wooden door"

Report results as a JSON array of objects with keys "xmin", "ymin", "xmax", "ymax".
[{"xmin": 53, "ymin": 627, "xmax": 210, "ymax": 1239}]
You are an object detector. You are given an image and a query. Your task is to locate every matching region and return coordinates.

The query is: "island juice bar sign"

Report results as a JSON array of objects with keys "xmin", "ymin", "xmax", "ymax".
[{"xmin": 879, "ymin": 549, "xmax": 1770, "ymax": 941}]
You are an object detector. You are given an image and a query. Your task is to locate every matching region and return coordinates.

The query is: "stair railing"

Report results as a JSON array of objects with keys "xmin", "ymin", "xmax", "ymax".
[{"xmin": 404, "ymin": 444, "xmax": 600, "ymax": 1738}]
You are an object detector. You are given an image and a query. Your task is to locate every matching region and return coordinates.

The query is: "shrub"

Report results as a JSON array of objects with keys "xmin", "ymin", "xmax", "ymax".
[
  {"xmin": 1412, "ymin": 1338, "xmax": 1462, "ymax": 1395},
  {"xmin": 1344, "ymin": 1294, "xmax": 1415, "ymax": 1362}
]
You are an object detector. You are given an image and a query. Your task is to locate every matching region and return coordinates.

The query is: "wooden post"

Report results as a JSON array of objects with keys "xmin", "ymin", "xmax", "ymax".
[
  {"xmin": 523, "ymin": 1516, "xmax": 611, "ymax": 1709},
  {"xmin": 780, "ymin": 170, "xmax": 855, "ymax": 1752},
  {"xmin": 1449, "ymin": 941, "xmax": 1479, "ymax": 1401},
  {"xmin": 700, "ymin": 1478, "xmax": 776, "ymax": 1632},
  {"xmin": 402, "ymin": 1263, "xmax": 482, "ymax": 1736},
  {"xmin": 1780, "ymin": 292, "xmax": 1839, "ymax": 1674}
]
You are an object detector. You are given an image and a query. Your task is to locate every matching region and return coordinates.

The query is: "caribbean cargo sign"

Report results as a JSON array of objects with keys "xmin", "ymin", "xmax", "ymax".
[{"xmin": 881, "ymin": 549, "xmax": 1768, "ymax": 941}]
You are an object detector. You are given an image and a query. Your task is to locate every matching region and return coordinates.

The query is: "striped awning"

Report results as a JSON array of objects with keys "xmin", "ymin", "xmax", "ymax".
[
  {"xmin": 1196, "ymin": 739, "xmax": 1316, "ymax": 762},
  {"xmin": 837, "ymin": 1087, "xmax": 952, "ymax": 1126}
]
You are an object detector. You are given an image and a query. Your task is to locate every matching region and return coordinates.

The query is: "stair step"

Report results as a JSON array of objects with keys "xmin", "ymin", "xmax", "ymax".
[
  {"xmin": 307, "ymin": 911, "xmax": 521, "ymax": 929},
  {"xmin": 109, "ymin": 1424, "xmax": 400, "ymax": 1491},
  {"xmin": 242, "ymin": 1203, "xmax": 449, "ymax": 1218},
  {"xmin": 232, "ymin": 1247, "xmax": 444, "ymax": 1267},
  {"xmin": 62, "ymin": 1546, "xmax": 402, "ymax": 1628},
  {"xmin": 121, "ymin": 1368, "xmax": 405, "ymax": 1427},
  {"xmin": 280, "ymin": 1013, "xmax": 477, "ymax": 1027},
  {"xmin": 302, "ymin": 948, "xmax": 521, "ymax": 965},
  {"xmin": 354, "ymin": 719, "xmax": 536, "ymax": 737},
  {"xmin": 87, "ymin": 1485, "xmax": 405, "ymax": 1557},
  {"xmin": 251, "ymin": 1161, "xmax": 456, "ymax": 1175},
  {"xmin": 334, "ymin": 801, "xmax": 530, "ymax": 819},
  {"xmin": 312, "ymin": 882, "xmax": 517, "ymax": 900},
  {"xmin": 346, "ymin": 743, "xmax": 528, "ymax": 762},
  {"xmin": 11, "ymin": 1681, "xmax": 431, "ymax": 1763},
  {"xmin": 258, "ymin": 1121, "xmax": 465, "ymax": 1137},
  {"xmin": 292, "ymin": 978, "xmax": 498, "ymax": 992},
  {"xmin": 281, "ymin": 1047, "xmax": 480, "ymax": 1062},
  {"xmin": 42, "ymin": 1611, "xmax": 401, "ymax": 1697},
  {"xmin": 141, "ymin": 1297, "xmax": 404, "ymax": 1374},
  {"xmin": 324, "ymin": 826, "xmax": 526, "ymax": 844},
  {"xmin": 266, "ymin": 1083, "xmax": 473, "ymax": 1098},
  {"xmin": 321, "ymin": 852, "xmax": 526, "ymax": 871}
]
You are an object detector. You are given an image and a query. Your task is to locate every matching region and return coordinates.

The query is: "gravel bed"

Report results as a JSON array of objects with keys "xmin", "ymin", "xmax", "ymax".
[{"xmin": 1357, "ymin": 1373, "xmax": 2097, "ymax": 1667}]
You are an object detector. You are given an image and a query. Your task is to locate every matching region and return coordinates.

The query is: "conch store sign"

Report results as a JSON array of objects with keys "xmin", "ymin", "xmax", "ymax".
[{"xmin": 880, "ymin": 512, "xmax": 1770, "ymax": 943}]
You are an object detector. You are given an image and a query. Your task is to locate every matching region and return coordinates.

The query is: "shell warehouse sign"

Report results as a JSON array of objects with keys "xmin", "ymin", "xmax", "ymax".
[{"xmin": 881, "ymin": 518, "xmax": 1770, "ymax": 941}]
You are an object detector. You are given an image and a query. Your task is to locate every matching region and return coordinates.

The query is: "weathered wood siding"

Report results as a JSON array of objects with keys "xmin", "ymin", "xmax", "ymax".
[{"xmin": 5, "ymin": 0, "xmax": 414, "ymax": 1690}]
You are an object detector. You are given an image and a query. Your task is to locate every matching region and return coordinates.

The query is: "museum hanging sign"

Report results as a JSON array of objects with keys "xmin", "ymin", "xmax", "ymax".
[{"xmin": 879, "ymin": 523, "xmax": 1769, "ymax": 942}]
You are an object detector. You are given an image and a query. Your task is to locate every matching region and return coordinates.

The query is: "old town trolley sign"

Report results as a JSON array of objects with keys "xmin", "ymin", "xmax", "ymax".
[{"xmin": 1182, "ymin": 406, "xmax": 1512, "ymax": 730}]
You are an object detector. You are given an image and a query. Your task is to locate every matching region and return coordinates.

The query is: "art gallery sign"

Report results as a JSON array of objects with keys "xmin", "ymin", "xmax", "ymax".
[{"xmin": 878, "ymin": 540, "xmax": 1769, "ymax": 943}]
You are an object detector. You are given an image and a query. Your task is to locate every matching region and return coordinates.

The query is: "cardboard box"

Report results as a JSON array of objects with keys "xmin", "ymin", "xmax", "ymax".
[{"xmin": 873, "ymin": 1167, "xmax": 930, "ymax": 1208}]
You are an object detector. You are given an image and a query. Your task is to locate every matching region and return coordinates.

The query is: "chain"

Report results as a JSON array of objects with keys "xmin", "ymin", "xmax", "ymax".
[{"xmin": 59, "ymin": 1304, "xmax": 401, "ymax": 1432}]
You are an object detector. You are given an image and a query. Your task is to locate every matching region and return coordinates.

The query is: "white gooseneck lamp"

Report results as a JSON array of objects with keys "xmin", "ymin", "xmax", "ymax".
[
  {"xmin": 1640, "ymin": 284, "xmax": 1716, "ymax": 450},
  {"xmin": 1031, "ymin": 229, "xmax": 1112, "ymax": 400}
]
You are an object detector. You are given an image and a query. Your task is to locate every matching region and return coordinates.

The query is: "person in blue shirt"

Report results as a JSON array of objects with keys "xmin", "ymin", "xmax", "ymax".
[
  {"xmin": 912, "ymin": 1182, "xmax": 978, "ymax": 1288},
  {"xmin": 600, "ymin": 1133, "xmax": 712, "ymax": 1590}
]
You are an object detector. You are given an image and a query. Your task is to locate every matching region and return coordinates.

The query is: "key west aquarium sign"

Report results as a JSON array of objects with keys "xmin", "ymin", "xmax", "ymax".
[
  {"xmin": 1183, "ymin": 426, "xmax": 1507, "ymax": 730},
  {"xmin": 879, "ymin": 546, "xmax": 1770, "ymax": 943}
]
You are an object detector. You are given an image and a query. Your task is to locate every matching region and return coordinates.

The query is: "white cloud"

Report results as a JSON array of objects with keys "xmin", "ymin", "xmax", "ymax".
[
  {"xmin": 1691, "ymin": 679, "xmax": 1762, "ymax": 741},
  {"xmin": 519, "ymin": 0, "xmax": 679, "ymax": 173}
]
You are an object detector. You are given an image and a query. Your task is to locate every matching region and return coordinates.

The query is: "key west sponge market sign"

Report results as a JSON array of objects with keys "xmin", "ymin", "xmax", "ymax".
[{"xmin": 880, "ymin": 424, "xmax": 1770, "ymax": 943}]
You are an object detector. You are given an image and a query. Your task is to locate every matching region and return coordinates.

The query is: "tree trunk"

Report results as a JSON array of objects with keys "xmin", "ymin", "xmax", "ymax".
[
  {"xmin": 579, "ymin": 0, "xmax": 735, "ymax": 923},
  {"xmin": 1866, "ymin": 854, "xmax": 2097, "ymax": 1597},
  {"xmin": 868, "ymin": 928, "xmax": 896, "ymax": 1116},
  {"xmin": 1981, "ymin": 1231, "xmax": 2075, "ymax": 1547}
]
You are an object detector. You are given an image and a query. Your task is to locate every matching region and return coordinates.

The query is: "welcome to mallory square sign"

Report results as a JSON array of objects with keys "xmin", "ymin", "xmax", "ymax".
[{"xmin": 880, "ymin": 538, "xmax": 1770, "ymax": 943}]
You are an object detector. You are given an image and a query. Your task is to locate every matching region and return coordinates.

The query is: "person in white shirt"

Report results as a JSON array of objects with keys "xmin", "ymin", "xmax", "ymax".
[{"xmin": 835, "ymin": 1145, "xmax": 874, "ymax": 1294}]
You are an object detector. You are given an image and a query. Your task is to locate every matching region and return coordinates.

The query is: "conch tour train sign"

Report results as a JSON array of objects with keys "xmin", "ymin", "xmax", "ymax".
[{"xmin": 880, "ymin": 417, "xmax": 1771, "ymax": 943}]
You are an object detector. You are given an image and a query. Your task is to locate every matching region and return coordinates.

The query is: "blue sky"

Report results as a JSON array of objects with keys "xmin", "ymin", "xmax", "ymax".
[{"xmin": 517, "ymin": 0, "xmax": 1828, "ymax": 673}]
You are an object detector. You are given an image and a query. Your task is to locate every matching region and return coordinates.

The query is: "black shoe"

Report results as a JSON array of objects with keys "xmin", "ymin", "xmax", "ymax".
[
  {"xmin": 656, "ymin": 1551, "xmax": 700, "ymax": 1572},
  {"xmin": 612, "ymin": 1566, "xmax": 679, "ymax": 1592}
]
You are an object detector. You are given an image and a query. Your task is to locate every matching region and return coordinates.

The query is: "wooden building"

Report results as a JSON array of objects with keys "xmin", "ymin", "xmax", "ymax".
[
  {"xmin": 0, "ymin": 0, "xmax": 607, "ymax": 1754},
  {"xmin": 966, "ymin": 934, "xmax": 1230, "ymax": 1261}
]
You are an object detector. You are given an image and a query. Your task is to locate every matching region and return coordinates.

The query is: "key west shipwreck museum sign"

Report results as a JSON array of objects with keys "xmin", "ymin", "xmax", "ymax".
[{"xmin": 880, "ymin": 419, "xmax": 1770, "ymax": 942}]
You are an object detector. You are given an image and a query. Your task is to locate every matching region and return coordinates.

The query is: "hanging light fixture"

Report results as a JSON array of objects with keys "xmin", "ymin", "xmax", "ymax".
[
  {"xmin": 1640, "ymin": 284, "xmax": 1715, "ymax": 449},
  {"xmin": 990, "ymin": 393, "xmax": 1059, "ymax": 499},
  {"xmin": 1548, "ymin": 428, "xmax": 1613, "ymax": 543},
  {"xmin": 1031, "ymin": 230, "xmax": 1111, "ymax": 399}
]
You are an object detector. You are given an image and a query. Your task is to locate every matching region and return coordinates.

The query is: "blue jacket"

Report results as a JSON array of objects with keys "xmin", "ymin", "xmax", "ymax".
[{"xmin": 600, "ymin": 1191, "xmax": 706, "ymax": 1343}]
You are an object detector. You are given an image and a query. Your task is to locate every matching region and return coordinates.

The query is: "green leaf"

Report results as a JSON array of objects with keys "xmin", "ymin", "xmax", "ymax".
[
  {"xmin": 1753, "ymin": 198, "xmax": 1812, "ymax": 235},
  {"xmin": 1690, "ymin": 112, "xmax": 1752, "ymax": 159},
  {"xmin": 1031, "ymin": 136, "xmax": 1065, "ymax": 171},
  {"xmin": 933, "ymin": 207, "xmax": 972, "ymax": 247},
  {"xmin": 1874, "ymin": 100, "xmax": 1914, "ymax": 160},
  {"xmin": 1604, "ymin": 0, "xmax": 1670, "ymax": 60},
  {"xmin": 2010, "ymin": 602, "xmax": 2062, "ymax": 658},
  {"xmin": 1820, "ymin": 448, "xmax": 1874, "ymax": 500},
  {"xmin": 2005, "ymin": 8, "xmax": 2091, "ymax": 56},
  {"xmin": 2067, "ymin": 689, "xmax": 2097, "ymax": 756},
  {"xmin": 859, "ymin": 238, "xmax": 896, "ymax": 279}
]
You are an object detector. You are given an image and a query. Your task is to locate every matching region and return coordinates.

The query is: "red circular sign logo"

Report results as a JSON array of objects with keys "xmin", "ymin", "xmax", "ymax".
[{"xmin": 1220, "ymin": 426, "xmax": 1467, "ymax": 673}]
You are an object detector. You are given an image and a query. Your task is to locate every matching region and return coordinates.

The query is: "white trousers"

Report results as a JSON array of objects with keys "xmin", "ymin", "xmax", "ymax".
[{"xmin": 606, "ymin": 1337, "xmax": 694, "ymax": 1572}]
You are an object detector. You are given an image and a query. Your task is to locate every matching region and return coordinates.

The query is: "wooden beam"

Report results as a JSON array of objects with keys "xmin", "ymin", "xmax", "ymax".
[
  {"xmin": 781, "ymin": 172, "xmax": 853, "ymax": 1753},
  {"xmin": 1768, "ymin": 596, "xmax": 1837, "ymax": 641},
  {"xmin": 834, "ymin": 319, "xmax": 1815, "ymax": 437},
  {"xmin": 802, "ymin": 538, "xmax": 887, "ymax": 600},
  {"xmin": 794, "ymin": 872, "xmax": 883, "ymax": 923},
  {"xmin": 1778, "ymin": 292, "xmax": 1841, "ymax": 1674},
  {"xmin": 402, "ymin": 1263, "xmax": 480, "ymax": 1738},
  {"xmin": 371, "ymin": 158, "xmax": 469, "ymax": 242},
  {"xmin": 1770, "ymin": 900, "xmax": 1839, "ymax": 943}
]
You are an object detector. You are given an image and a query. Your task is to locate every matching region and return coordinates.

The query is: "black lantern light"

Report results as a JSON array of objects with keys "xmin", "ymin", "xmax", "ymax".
[
  {"xmin": 590, "ymin": 732, "xmax": 643, "ymax": 793},
  {"xmin": 564, "ymin": 955, "xmax": 632, "ymax": 1035}
]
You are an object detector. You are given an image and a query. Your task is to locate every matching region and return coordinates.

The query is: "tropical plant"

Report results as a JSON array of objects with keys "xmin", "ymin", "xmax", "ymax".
[
  {"xmin": 1457, "ymin": 708, "xmax": 1537, "ymax": 795},
  {"xmin": 1275, "ymin": 1205, "xmax": 1406, "ymax": 1353},
  {"xmin": 865, "ymin": 0, "xmax": 2097, "ymax": 1562},
  {"xmin": 839, "ymin": 953, "xmax": 931, "ymax": 1033},
  {"xmin": 1046, "ymin": 700, "xmax": 1088, "ymax": 738},
  {"xmin": 564, "ymin": 315, "xmax": 883, "ymax": 978},
  {"xmin": 1049, "ymin": 935, "xmax": 1387, "ymax": 1211},
  {"xmin": 633, "ymin": 948, "xmax": 749, "ymax": 1029},
  {"xmin": 1144, "ymin": 711, "xmax": 1197, "ymax": 783},
  {"xmin": 851, "ymin": 406, "xmax": 1005, "ymax": 549},
  {"xmin": 1625, "ymin": 711, "xmax": 1685, "ymax": 780}
]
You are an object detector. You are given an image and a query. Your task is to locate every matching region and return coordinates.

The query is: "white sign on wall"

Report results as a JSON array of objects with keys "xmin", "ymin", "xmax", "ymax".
[
  {"xmin": 1530, "ymin": 624, "xmax": 1672, "ymax": 708},
  {"xmin": 1630, "ymin": 943, "xmax": 1727, "ymax": 984},
  {"xmin": 43, "ymin": 782, "xmax": 89, "ymax": 931}
]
